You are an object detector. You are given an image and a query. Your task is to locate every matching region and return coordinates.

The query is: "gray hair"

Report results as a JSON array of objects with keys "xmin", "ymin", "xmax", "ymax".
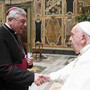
[{"xmin": 6, "ymin": 8, "xmax": 26, "ymax": 22}]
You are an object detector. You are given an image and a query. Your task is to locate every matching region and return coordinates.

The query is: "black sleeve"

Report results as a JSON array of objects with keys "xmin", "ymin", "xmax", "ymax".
[
  {"xmin": 0, "ymin": 38, "xmax": 12, "ymax": 65},
  {"xmin": 0, "ymin": 65, "xmax": 34, "ymax": 86},
  {"xmin": 0, "ymin": 37, "xmax": 34, "ymax": 86}
]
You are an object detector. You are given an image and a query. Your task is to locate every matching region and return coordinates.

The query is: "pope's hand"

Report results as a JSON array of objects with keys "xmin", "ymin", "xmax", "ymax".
[{"xmin": 34, "ymin": 73, "xmax": 50, "ymax": 86}]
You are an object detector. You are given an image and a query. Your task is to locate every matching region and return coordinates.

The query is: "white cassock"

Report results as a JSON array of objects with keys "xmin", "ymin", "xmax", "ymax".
[{"xmin": 49, "ymin": 44, "xmax": 90, "ymax": 90}]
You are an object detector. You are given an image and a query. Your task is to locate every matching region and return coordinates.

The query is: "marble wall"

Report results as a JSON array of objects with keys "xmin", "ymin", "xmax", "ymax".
[
  {"xmin": 32, "ymin": 0, "xmax": 90, "ymax": 50},
  {"xmin": 5, "ymin": 0, "xmax": 33, "ymax": 4},
  {"xmin": 0, "ymin": 1, "xmax": 5, "ymax": 26}
]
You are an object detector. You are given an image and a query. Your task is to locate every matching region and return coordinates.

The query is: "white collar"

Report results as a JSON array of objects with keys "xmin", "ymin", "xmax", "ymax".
[
  {"xmin": 5, "ymin": 23, "xmax": 17, "ymax": 34},
  {"xmin": 5, "ymin": 23, "xmax": 11, "ymax": 29},
  {"xmin": 80, "ymin": 44, "xmax": 90, "ymax": 55}
]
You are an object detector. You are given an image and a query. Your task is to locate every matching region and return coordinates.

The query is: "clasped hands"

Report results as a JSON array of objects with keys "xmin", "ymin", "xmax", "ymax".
[
  {"xmin": 34, "ymin": 73, "xmax": 50, "ymax": 86},
  {"xmin": 26, "ymin": 54, "xmax": 50, "ymax": 86}
]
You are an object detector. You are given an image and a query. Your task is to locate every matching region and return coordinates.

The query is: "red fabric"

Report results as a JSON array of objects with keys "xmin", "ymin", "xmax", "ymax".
[
  {"xmin": 14, "ymin": 58, "xmax": 27, "ymax": 70},
  {"xmin": 7, "ymin": 7, "xmax": 19, "ymax": 15}
]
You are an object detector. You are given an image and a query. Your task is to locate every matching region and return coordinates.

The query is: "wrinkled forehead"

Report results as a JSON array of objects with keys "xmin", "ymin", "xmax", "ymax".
[{"xmin": 71, "ymin": 24, "xmax": 83, "ymax": 34}]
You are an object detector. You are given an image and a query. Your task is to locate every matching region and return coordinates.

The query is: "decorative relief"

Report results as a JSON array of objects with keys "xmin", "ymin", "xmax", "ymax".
[
  {"xmin": 5, "ymin": 0, "xmax": 33, "ymax": 4},
  {"xmin": 77, "ymin": 1, "xmax": 84, "ymax": 14},
  {"xmin": 0, "ymin": 4, "xmax": 3, "ymax": 19},
  {"xmin": 45, "ymin": 16, "xmax": 62, "ymax": 45},
  {"xmin": 45, "ymin": 0, "xmax": 62, "ymax": 15},
  {"xmin": 65, "ymin": 17, "xmax": 75, "ymax": 47},
  {"xmin": 34, "ymin": 0, "xmax": 42, "ymax": 17},
  {"xmin": 78, "ymin": 0, "xmax": 90, "ymax": 5},
  {"xmin": 65, "ymin": 0, "xmax": 74, "ymax": 15},
  {"xmin": 77, "ymin": 0, "xmax": 90, "ymax": 14},
  {"xmin": 35, "ymin": 19, "xmax": 42, "ymax": 43}
]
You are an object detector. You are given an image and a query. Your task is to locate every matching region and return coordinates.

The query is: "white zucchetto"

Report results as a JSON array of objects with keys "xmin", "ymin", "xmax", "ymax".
[{"xmin": 78, "ymin": 21, "xmax": 90, "ymax": 36}]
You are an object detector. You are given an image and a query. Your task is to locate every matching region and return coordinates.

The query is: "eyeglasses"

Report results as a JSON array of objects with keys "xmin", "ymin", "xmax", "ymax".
[{"xmin": 14, "ymin": 18, "xmax": 27, "ymax": 24}]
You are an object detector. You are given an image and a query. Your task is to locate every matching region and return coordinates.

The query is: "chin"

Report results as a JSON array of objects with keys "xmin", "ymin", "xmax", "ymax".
[
  {"xmin": 73, "ymin": 48, "xmax": 78, "ymax": 54},
  {"xmin": 19, "ymin": 30, "xmax": 23, "ymax": 34},
  {"xmin": 75, "ymin": 51, "xmax": 79, "ymax": 54},
  {"xmin": 18, "ymin": 32, "xmax": 23, "ymax": 34}
]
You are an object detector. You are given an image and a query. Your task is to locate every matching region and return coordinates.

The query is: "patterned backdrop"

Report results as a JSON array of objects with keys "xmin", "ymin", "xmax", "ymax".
[{"xmin": 33, "ymin": 0, "xmax": 90, "ymax": 49}]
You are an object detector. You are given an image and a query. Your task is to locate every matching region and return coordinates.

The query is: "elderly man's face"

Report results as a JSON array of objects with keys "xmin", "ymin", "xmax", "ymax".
[
  {"xmin": 69, "ymin": 25, "xmax": 84, "ymax": 54},
  {"xmin": 10, "ymin": 14, "xmax": 27, "ymax": 34}
]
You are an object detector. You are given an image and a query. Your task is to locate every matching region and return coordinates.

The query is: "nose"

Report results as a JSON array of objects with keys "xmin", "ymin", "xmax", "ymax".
[{"xmin": 24, "ymin": 22, "xmax": 27, "ymax": 27}]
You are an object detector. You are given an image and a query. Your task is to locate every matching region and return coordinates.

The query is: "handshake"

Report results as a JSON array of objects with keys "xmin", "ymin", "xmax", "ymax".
[{"xmin": 34, "ymin": 73, "xmax": 50, "ymax": 86}]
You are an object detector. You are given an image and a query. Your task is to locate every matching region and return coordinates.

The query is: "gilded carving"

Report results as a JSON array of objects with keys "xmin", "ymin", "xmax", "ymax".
[
  {"xmin": 45, "ymin": 0, "xmax": 62, "ymax": 15},
  {"xmin": 45, "ymin": 16, "xmax": 61, "ymax": 45},
  {"xmin": 78, "ymin": 0, "xmax": 90, "ymax": 5},
  {"xmin": 34, "ymin": 0, "xmax": 42, "ymax": 17}
]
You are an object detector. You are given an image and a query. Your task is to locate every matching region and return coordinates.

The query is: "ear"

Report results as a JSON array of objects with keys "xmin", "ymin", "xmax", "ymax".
[
  {"xmin": 81, "ymin": 34, "xmax": 86, "ymax": 44},
  {"xmin": 8, "ymin": 17, "xmax": 13, "ymax": 22}
]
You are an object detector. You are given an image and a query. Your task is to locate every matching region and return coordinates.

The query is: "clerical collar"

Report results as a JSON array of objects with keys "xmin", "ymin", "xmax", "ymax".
[
  {"xmin": 5, "ymin": 23, "xmax": 11, "ymax": 29},
  {"xmin": 4, "ymin": 23, "xmax": 16, "ymax": 34},
  {"xmin": 80, "ymin": 44, "xmax": 90, "ymax": 55}
]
